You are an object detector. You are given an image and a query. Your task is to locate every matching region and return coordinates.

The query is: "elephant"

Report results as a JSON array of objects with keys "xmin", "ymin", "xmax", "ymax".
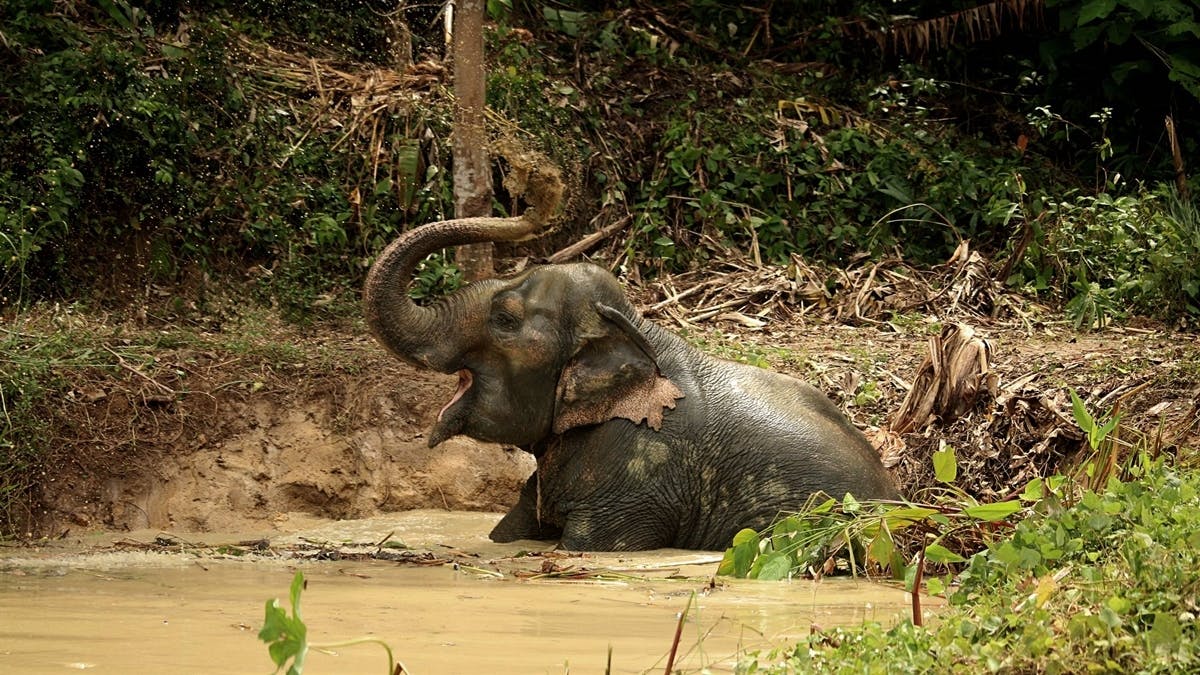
[{"xmin": 363, "ymin": 211, "xmax": 900, "ymax": 552}]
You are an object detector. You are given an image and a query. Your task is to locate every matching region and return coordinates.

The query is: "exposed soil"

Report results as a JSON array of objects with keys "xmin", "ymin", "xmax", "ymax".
[
  {"xmin": 12, "ymin": 285, "xmax": 1200, "ymax": 540},
  {"xmin": 23, "ymin": 318, "xmax": 534, "ymax": 537}
]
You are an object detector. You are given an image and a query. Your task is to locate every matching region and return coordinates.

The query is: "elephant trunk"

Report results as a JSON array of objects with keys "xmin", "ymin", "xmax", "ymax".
[{"xmin": 362, "ymin": 215, "xmax": 538, "ymax": 373}]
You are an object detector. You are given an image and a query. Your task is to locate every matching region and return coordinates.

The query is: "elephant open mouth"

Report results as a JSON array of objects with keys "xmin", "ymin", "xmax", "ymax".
[
  {"xmin": 429, "ymin": 369, "xmax": 473, "ymax": 447},
  {"xmin": 438, "ymin": 369, "xmax": 473, "ymax": 421}
]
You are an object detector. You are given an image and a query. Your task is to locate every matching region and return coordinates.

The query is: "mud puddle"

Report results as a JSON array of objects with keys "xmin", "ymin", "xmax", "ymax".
[{"xmin": 0, "ymin": 511, "xmax": 915, "ymax": 673}]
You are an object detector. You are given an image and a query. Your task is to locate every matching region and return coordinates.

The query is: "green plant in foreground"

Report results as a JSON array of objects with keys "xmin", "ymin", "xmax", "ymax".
[
  {"xmin": 749, "ymin": 456, "xmax": 1200, "ymax": 674},
  {"xmin": 260, "ymin": 571, "xmax": 402, "ymax": 675},
  {"xmin": 717, "ymin": 444, "xmax": 1023, "ymax": 599},
  {"xmin": 730, "ymin": 391, "xmax": 1199, "ymax": 673}
]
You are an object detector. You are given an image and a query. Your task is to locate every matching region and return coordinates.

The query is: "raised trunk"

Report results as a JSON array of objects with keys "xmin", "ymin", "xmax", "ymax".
[{"xmin": 362, "ymin": 216, "xmax": 537, "ymax": 372}]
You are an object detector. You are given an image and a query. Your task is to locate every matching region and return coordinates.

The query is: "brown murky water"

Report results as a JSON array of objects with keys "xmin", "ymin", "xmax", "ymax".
[{"xmin": 0, "ymin": 511, "xmax": 916, "ymax": 674}]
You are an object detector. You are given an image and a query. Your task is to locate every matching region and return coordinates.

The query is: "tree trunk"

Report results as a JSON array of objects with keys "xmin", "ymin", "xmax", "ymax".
[{"xmin": 451, "ymin": 0, "xmax": 494, "ymax": 281}]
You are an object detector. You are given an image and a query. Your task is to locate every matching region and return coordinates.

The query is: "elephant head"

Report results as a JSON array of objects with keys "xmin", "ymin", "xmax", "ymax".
[{"xmin": 363, "ymin": 216, "xmax": 682, "ymax": 449}]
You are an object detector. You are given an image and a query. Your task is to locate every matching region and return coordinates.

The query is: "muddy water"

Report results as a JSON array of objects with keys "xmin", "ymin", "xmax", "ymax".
[{"xmin": 0, "ymin": 511, "xmax": 916, "ymax": 674}]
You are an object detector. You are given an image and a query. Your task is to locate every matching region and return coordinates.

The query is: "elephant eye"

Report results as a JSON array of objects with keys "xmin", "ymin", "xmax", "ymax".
[{"xmin": 491, "ymin": 310, "xmax": 521, "ymax": 332}]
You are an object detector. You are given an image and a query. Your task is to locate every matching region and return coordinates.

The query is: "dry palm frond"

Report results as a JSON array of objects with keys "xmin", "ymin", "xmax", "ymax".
[
  {"xmin": 890, "ymin": 322, "xmax": 998, "ymax": 435},
  {"xmin": 871, "ymin": 0, "xmax": 1046, "ymax": 58},
  {"xmin": 636, "ymin": 245, "xmax": 1014, "ymax": 330}
]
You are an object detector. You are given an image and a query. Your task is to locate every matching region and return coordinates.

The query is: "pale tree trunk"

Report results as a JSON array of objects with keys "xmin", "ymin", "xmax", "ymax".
[
  {"xmin": 385, "ymin": 2, "xmax": 412, "ymax": 70},
  {"xmin": 451, "ymin": 0, "xmax": 494, "ymax": 281}
]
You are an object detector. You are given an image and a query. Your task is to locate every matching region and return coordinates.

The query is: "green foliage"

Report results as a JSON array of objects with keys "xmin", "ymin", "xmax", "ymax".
[
  {"xmin": 409, "ymin": 252, "xmax": 464, "ymax": 302},
  {"xmin": 260, "ymin": 571, "xmax": 309, "ymax": 675},
  {"xmin": 1046, "ymin": 0, "xmax": 1200, "ymax": 103},
  {"xmin": 1007, "ymin": 185, "xmax": 1200, "ymax": 326},
  {"xmin": 0, "ymin": 328, "xmax": 60, "ymax": 535},
  {"xmin": 0, "ymin": 0, "xmax": 452, "ymax": 314},
  {"xmin": 717, "ymin": 445, "xmax": 1025, "ymax": 587},
  {"xmin": 734, "ymin": 391, "xmax": 1200, "ymax": 673},
  {"xmin": 628, "ymin": 84, "xmax": 1024, "ymax": 270},
  {"xmin": 260, "ymin": 570, "xmax": 400, "ymax": 674},
  {"xmin": 738, "ymin": 458, "xmax": 1200, "ymax": 674}
]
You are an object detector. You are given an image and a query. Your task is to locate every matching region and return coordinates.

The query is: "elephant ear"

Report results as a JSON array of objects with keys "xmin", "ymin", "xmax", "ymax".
[{"xmin": 553, "ymin": 303, "xmax": 684, "ymax": 435}]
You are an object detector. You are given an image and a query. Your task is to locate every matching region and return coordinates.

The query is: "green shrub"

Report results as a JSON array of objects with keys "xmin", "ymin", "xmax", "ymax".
[
  {"xmin": 741, "ymin": 458, "xmax": 1200, "ymax": 674},
  {"xmin": 1008, "ymin": 184, "xmax": 1200, "ymax": 327},
  {"xmin": 628, "ymin": 88, "xmax": 1024, "ymax": 270},
  {"xmin": 0, "ymin": 1, "xmax": 453, "ymax": 313}
]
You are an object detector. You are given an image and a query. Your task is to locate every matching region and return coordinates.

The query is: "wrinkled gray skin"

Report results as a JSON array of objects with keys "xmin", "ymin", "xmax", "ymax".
[{"xmin": 363, "ymin": 215, "xmax": 900, "ymax": 551}]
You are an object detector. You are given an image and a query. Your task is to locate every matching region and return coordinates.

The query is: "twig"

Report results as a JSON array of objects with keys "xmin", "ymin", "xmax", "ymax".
[
  {"xmin": 1165, "ymin": 115, "xmax": 1189, "ymax": 200},
  {"xmin": 546, "ymin": 216, "xmax": 632, "ymax": 263},
  {"xmin": 663, "ymin": 592, "xmax": 695, "ymax": 675},
  {"xmin": 102, "ymin": 346, "xmax": 176, "ymax": 396},
  {"xmin": 911, "ymin": 546, "xmax": 926, "ymax": 626},
  {"xmin": 648, "ymin": 279, "xmax": 719, "ymax": 313}
]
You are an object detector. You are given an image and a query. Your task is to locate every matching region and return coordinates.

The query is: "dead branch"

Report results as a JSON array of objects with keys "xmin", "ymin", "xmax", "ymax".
[{"xmin": 546, "ymin": 215, "xmax": 631, "ymax": 263}]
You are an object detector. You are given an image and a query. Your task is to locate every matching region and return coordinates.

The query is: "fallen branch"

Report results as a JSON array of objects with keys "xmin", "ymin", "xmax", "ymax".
[
  {"xmin": 647, "ymin": 279, "xmax": 719, "ymax": 313},
  {"xmin": 546, "ymin": 215, "xmax": 631, "ymax": 263}
]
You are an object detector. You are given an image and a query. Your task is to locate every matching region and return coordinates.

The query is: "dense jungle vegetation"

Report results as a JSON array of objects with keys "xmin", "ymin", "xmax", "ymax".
[
  {"xmin": 2, "ymin": 0, "xmax": 1198, "ymax": 320},
  {"xmin": 4, "ymin": 0, "xmax": 1200, "ymax": 671}
]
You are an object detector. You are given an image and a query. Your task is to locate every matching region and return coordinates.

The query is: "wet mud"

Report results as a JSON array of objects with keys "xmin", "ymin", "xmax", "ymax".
[{"xmin": 1, "ymin": 511, "xmax": 917, "ymax": 674}]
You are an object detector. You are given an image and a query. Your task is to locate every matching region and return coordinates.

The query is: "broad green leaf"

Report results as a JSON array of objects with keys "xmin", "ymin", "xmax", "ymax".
[
  {"xmin": 867, "ymin": 528, "xmax": 895, "ymax": 565},
  {"xmin": 752, "ymin": 551, "xmax": 794, "ymax": 581},
  {"xmin": 932, "ymin": 445, "xmax": 957, "ymax": 484},
  {"xmin": 1077, "ymin": 0, "xmax": 1118, "ymax": 25},
  {"xmin": 260, "ymin": 572, "xmax": 309, "ymax": 675},
  {"xmin": 716, "ymin": 548, "xmax": 739, "ymax": 576},
  {"xmin": 903, "ymin": 561, "xmax": 919, "ymax": 592},
  {"xmin": 731, "ymin": 528, "xmax": 760, "ymax": 547},
  {"xmin": 1069, "ymin": 389, "xmax": 1094, "ymax": 434},
  {"xmin": 718, "ymin": 529, "xmax": 762, "ymax": 578},
  {"xmin": 842, "ymin": 492, "xmax": 861, "ymax": 514},
  {"xmin": 772, "ymin": 515, "xmax": 804, "ymax": 539},
  {"xmin": 1148, "ymin": 612, "xmax": 1183, "ymax": 655},
  {"xmin": 963, "ymin": 501, "xmax": 1023, "ymax": 522},
  {"xmin": 923, "ymin": 543, "xmax": 967, "ymax": 564},
  {"xmin": 925, "ymin": 576, "xmax": 945, "ymax": 596},
  {"xmin": 771, "ymin": 516, "xmax": 804, "ymax": 551},
  {"xmin": 1021, "ymin": 477, "xmax": 1044, "ymax": 502}
]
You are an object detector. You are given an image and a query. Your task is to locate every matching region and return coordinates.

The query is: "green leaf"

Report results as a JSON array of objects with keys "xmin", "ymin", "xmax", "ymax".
[
  {"xmin": 96, "ymin": 0, "xmax": 135, "ymax": 31},
  {"xmin": 867, "ymin": 528, "xmax": 895, "ymax": 565},
  {"xmin": 925, "ymin": 576, "xmax": 945, "ymax": 596},
  {"xmin": 1077, "ymin": 0, "xmax": 1118, "ymax": 25},
  {"xmin": 731, "ymin": 527, "xmax": 760, "ymax": 547},
  {"xmin": 1021, "ymin": 477, "xmax": 1044, "ymax": 502},
  {"xmin": 963, "ymin": 501, "xmax": 1023, "ymax": 522},
  {"xmin": 884, "ymin": 506, "xmax": 939, "ymax": 529},
  {"xmin": 718, "ymin": 529, "xmax": 762, "ymax": 578},
  {"xmin": 924, "ymin": 543, "xmax": 967, "ymax": 564},
  {"xmin": 932, "ymin": 445, "xmax": 957, "ymax": 484},
  {"xmin": 1148, "ymin": 612, "xmax": 1183, "ymax": 655},
  {"xmin": 259, "ymin": 572, "xmax": 309, "ymax": 674},
  {"xmin": 1069, "ymin": 389, "xmax": 1095, "ymax": 435},
  {"xmin": 842, "ymin": 492, "xmax": 861, "ymax": 513},
  {"xmin": 752, "ymin": 551, "xmax": 794, "ymax": 580},
  {"xmin": 1097, "ymin": 413, "xmax": 1120, "ymax": 440}
]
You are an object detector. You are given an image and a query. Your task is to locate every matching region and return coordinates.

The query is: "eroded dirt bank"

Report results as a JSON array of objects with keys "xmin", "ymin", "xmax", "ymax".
[
  {"xmin": 12, "ymin": 300, "xmax": 1200, "ymax": 539},
  {"xmin": 24, "ymin": 317, "xmax": 534, "ymax": 536}
]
